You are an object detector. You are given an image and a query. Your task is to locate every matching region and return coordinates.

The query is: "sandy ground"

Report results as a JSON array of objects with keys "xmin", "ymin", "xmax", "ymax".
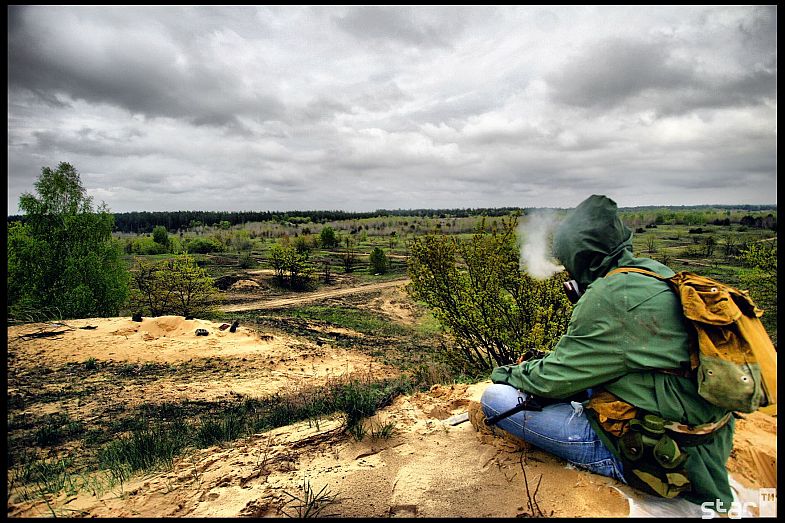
[
  {"xmin": 221, "ymin": 279, "xmax": 409, "ymax": 312},
  {"xmin": 6, "ymin": 312, "xmax": 777, "ymax": 518}
]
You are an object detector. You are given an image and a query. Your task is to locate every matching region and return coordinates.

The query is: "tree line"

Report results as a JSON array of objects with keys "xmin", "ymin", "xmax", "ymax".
[
  {"xmin": 9, "ymin": 205, "xmax": 776, "ymax": 235},
  {"xmin": 9, "ymin": 207, "xmax": 526, "ymax": 234}
]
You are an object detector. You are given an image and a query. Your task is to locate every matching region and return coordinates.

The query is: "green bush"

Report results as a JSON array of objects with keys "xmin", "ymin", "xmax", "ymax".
[
  {"xmin": 130, "ymin": 236, "xmax": 169, "ymax": 255},
  {"xmin": 269, "ymin": 241, "xmax": 313, "ymax": 290},
  {"xmin": 238, "ymin": 252, "xmax": 256, "ymax": 269},
  {"xmin": 185, "ymin": 237, "xmax": 224, "ymax": 254},
  {"xmin": 407, "ymin": 215, "xmax": 571, "ymax": 373},
  {"xmin": 130, "ymin": 254, "xmax": 220, "ymax": 317},
  {"xmin": 369, "ymin": 247, "xmax": 389, "ymax": 274},
  {"xmin": 231, "ymin": 229, "xmax": 253, "ymax": 252},
  {"xmin": 739, "ymin": 241, "xmax": 777, "ymax": 344},
  {"xmin": 320, "ymin": 226, "xmax": 339, "ymax": 249},
  {"xmin": 152, "ymin": 225, "xmax": 169, "ymax": 248}
]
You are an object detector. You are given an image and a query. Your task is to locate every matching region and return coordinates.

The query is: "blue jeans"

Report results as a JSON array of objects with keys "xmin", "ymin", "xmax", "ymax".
[{"xmin": 481, "ymin": 383, "xmax": 627, "ymax": 483}]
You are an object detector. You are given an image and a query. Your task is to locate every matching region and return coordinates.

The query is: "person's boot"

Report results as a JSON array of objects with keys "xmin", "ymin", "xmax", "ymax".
[{"xmin": 468, "ymin": 401, "xmax": 529, "ymax": 451}]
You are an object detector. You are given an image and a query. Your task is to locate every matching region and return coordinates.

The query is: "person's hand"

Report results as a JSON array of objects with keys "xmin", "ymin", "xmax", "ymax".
[{"xmin": 516, "ymin": 349, "xmax": 547, "ymax": 364}]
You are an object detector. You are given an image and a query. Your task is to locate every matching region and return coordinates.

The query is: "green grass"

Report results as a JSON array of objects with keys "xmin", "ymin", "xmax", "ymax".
[
  {"xmin": 12, "ymin": 456, "xmax": 78, "ymax": 498},
  {"xmin": 412, "ymin": 308, "xmax": 442, "ymax": 336},
  {"xmin": 9, "ymin": 374, "xmax": 420, "ymax": 500},
  {"xmin": 95, "ymin": 375, "xmax": 415, "ymax": 479},
  {"xmin": 83, "ymin": 357, "xmax": 98, "ymax": 371},
  {"xmin": 280, "ymin": 478, "xmax": 341, "ymax": 518},
  {"xmin": 98, "ymin": 421, "xmax": 189, "ymax": 477},
  {"xmin": 33, "ymin": 413, "xmax": 85, "ymax": 447},
  {"xmin": 269, "ymin": 305, "xmax": 411, "ymax": 337}
]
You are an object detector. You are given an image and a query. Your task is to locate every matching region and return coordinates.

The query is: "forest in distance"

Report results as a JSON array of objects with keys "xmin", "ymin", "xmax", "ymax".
[{"xmin": 7, "ymin": 203, "xmax": 778, "ymax": 234}]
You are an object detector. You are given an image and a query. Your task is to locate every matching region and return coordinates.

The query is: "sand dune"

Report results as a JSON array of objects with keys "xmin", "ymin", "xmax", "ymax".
[{"xmin": 6, "ymin": 315, "xmax": 776, "ymax": 517}]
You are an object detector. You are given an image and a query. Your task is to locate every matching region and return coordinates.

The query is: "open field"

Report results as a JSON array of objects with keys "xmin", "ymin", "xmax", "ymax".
[
  {"xmin": 7, "ymin": 277, "xmax": 777, "ymax": 518},
  {"xmin": 6, "ymin": 207, "xmax": 777, "ymax": 517},
  {"xmin": 123, "ymin": 208, "xmax": 774, "ymax": 341}
]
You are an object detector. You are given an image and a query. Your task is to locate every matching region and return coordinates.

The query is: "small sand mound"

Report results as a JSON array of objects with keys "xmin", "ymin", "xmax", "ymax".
[
  {"xmin": 230, "ymin": 279, "xmax": 261, "ymax": 291},
  {"xmin": 9, "ymin": 316, "xmax": 273, "ymax": 365},
  {"xmin": 129, "ymin": 316, "xmax": 254, "ymax": 341}
]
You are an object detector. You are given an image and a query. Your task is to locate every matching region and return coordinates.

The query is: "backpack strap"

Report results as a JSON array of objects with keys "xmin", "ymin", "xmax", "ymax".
[{"xmin": 606, "ymin": 266, "xmax": 669, "ymax": 280}]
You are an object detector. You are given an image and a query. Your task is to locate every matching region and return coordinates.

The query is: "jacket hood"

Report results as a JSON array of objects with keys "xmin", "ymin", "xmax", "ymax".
[{"xmin": 552, "ymin": 195, "xmax": 633, "ymax": 290}]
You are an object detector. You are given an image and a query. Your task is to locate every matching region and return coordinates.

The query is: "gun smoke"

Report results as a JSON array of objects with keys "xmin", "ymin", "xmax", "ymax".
[{"xmin": 518, "ymin": 211, "xmax": 564, "ymax": 280}]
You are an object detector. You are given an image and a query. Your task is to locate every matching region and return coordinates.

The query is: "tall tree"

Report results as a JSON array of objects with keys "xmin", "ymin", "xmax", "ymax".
[{"xmin": 7, "ymin": 162, "xmax": 129, "ymax": 320}]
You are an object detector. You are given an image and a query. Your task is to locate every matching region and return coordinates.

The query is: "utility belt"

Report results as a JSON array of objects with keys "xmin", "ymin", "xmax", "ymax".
[{"xmin": 585, "ymin": 390, "xmax": 732, "ymax": 499}]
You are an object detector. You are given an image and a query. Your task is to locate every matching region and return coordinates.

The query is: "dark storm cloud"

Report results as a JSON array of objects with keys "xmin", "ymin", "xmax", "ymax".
[
  {"xmin": 735, "ymin": 6, "xmax": 778, "ymax": 58},
  {"xmin": 6, "ymin": 6, "xmax": 778, "ymax": 212},
  {"xmin": 653, "ymin": 69, "xmax": 777, "ymax": 115},
  {"xmin": 7, "ymin": 6, "xmax": 285, "ymax": 128},
  {"xmin": 546, "ymin": 38, "xmax": 695, "ymax": 109},
  {"xmin": 547, "ymin": 31, "xmax": 776, "ymax": 115},
  {"xmin": 332, "ymin": 6, "xmax": 457, "ymax": 48},
  {"xmin": 32, "ymin": 128, "xmax": 148, "ymax": 158}
]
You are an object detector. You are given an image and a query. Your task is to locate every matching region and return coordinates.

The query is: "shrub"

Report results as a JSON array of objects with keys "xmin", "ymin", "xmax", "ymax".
[
  {"xmin": 342, "ymin": 237, "xmax": 356, "ymax": 273},
  {"xmin": 238, "ymin": 252, "xmax": 256, "ymax": 269},
  {"xmin": 320, "ymin": 226, "xmax": 339, "ymax": 249},
  {"xmin": 152, "ymin": 225, "xmax": 169, "ymax": 248},
  {"xmin": 130, "ymin": 254, "xmax": 220, "ymax": 317},
  {"xmin": 185, "ymin": 237, "xmax": 224, "ymax": 254},
  {"xmin": 232, "ymin": 230, "xmax": 253, "ymax": 252},
  {"xmin": 269, "ymin": 241, "xmax": 312, "ymax": 290},
  {"xmin": 294, "ymin": 235, "xmax": 313, "ymax": 258},
  {"xmin": 739, "ymin": 241, "xmax": 777, "ymax": 343},
  {"xmin": 130, "ymin": 236, "xmax": 169, "ymax": 255},
  {"xmin": 369, "ymin": 247, "xmax": 389, "ymax": 274},
  {"xmin": 704, "ymin": 236, "xmax": 716, "ymax": 257},
  {"xmin": 407, "ymin": 215, "xmax": 571, "ymax": 373}
]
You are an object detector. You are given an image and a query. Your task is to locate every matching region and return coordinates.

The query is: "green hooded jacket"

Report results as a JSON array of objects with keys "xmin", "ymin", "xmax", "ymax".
[{"xmin": 490, "ymin": 195, "xmax": 734, "ymax": 508}]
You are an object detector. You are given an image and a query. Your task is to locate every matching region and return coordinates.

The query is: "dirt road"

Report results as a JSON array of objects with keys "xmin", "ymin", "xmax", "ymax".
[{"xmin": 221, "ymin": 278, "xmax": 410, "ymax": 312}]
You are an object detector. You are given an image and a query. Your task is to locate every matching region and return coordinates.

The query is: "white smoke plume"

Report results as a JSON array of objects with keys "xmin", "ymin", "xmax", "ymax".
[{"xmin": 518, "ymin": 211, "xmax": 564, "ymax": 280}]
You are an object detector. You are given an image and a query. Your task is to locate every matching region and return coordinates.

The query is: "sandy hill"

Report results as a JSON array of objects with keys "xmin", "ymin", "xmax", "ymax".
[{"xmin": 6, "ymin": 315, "xmax": 777, "ymax": 518}]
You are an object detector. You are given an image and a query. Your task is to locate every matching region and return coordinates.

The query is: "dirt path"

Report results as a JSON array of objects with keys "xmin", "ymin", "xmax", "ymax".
[{"xmin": 221, "ymin": 279, "xmax": 410, "ymax": 312}]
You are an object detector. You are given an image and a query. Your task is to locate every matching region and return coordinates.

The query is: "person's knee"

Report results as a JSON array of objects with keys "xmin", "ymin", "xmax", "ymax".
[{"xmin": 481, "ymin": 383, "xmax": 525, "ymax": 415}]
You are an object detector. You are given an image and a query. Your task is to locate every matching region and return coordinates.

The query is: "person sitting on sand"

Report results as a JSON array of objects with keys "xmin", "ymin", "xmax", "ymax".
[{"xmin": 477, "ymin": 194, "xmax": 736, "ymax": 512}]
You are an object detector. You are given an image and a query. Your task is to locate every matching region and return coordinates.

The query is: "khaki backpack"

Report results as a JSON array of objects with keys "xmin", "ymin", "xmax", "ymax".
[{"xmin": 606, "ymin": 267, "xmax": 777, "ymax": 413}]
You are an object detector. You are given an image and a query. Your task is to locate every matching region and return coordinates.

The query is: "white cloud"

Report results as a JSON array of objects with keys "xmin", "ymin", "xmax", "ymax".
[{"xmin": 6, "ymin": 5, "xmax": 777, "ymax": 213}]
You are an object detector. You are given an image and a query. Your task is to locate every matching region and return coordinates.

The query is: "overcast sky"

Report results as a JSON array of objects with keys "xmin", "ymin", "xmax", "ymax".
[{"xmin": 6, "ymin": 5, "xmax": 778, "ymax": 214}]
